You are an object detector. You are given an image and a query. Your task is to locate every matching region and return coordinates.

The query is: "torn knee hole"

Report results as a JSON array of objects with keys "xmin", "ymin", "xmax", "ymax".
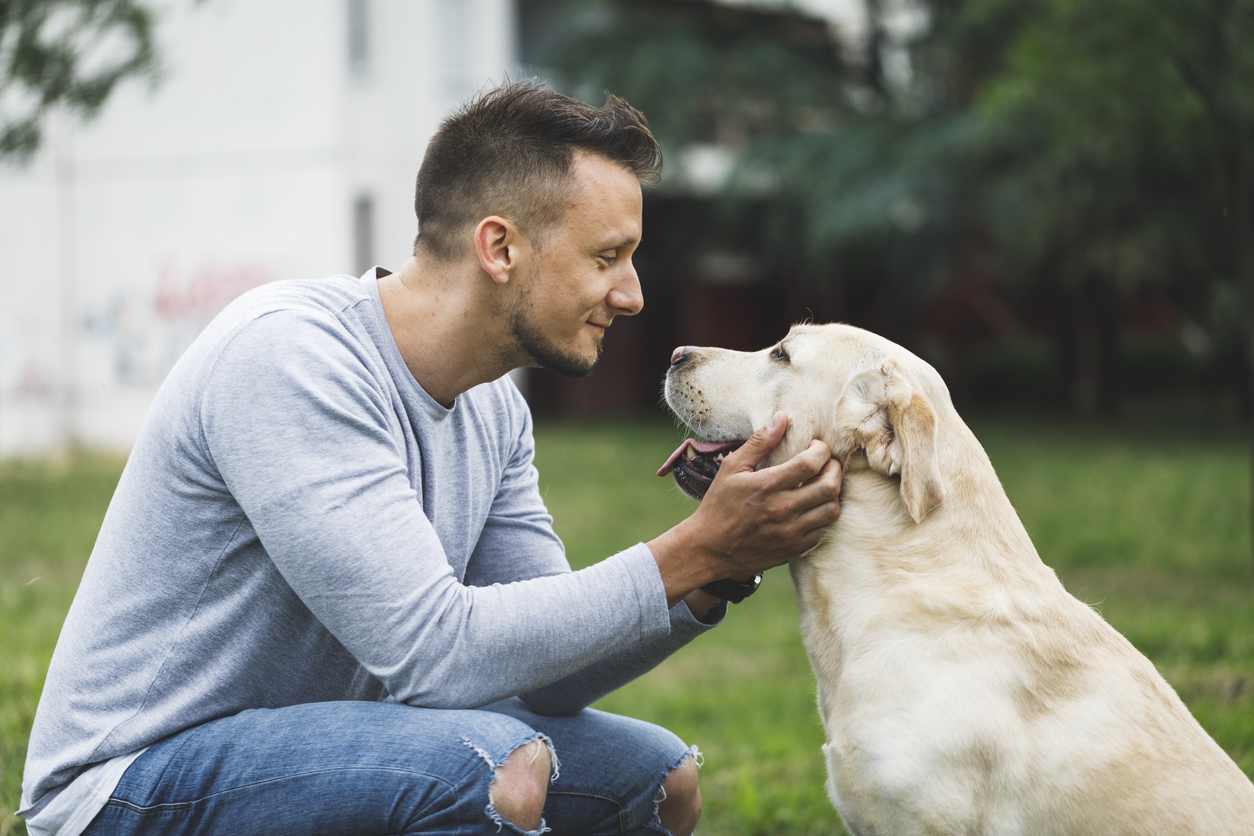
[
  {"xmin": 488, "ymin": 739, "xmax": 553, "ymax": 833},
  {"xmin": 657, "ymin": 749, "xmax": 704, "ymax": 836}
]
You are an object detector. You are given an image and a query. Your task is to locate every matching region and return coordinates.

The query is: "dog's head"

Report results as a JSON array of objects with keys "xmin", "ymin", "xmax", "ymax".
[{"xmin": 661, "ymin": 323, "xmax": 946, "ymax": 524}]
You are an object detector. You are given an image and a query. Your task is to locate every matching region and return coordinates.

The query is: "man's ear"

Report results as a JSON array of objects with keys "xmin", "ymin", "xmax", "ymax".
[
  {"xmin": 834, "ymin": 364, "xmax": 945, "ymax": 523},
  {"xmin": 474, "ymin": 216, "xmax": 525, "ymax": 285}
]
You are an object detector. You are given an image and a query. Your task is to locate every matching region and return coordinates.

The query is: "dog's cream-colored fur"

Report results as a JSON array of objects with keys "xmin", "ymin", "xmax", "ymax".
[{"xmin": 664, "ymin": 323, "xmax": 1254, "ymax": 836}]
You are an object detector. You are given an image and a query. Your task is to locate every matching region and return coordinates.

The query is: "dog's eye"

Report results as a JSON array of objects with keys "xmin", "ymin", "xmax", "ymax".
[{"xmin": 770, "ymin": 345, "xmax": 790, "ymax": 363}]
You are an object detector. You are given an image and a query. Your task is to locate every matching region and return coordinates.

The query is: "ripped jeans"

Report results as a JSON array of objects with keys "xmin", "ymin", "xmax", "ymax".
[{"xmin": 79, "ymin": 698, "xmax": 696, "ymax": 836}]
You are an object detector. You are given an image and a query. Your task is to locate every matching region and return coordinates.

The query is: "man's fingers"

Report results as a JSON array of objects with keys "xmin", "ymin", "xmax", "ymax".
[
  {"xmin": 757, "ymin": 438, "xmax": 833, "ymax": 489},
  {"xmin": 797, "ymin": 457, "xmax": 843, "ymax": 497},
  {"xmin": 793, "ymin": 498, "xmax": 841, "ymax": 533},
  {"xmin": 724, "ymin": 410, "xmax": 787, "ymax": 472},
  {"xmin": 770, "ymin": 459, "xmax": 841, "ymax": 550}
]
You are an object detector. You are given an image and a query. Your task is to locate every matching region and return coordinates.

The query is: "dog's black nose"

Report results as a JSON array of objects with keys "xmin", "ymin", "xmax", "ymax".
[{"xmin": 670, "ymin": 346, "xmax": 688, "ymax": 367}]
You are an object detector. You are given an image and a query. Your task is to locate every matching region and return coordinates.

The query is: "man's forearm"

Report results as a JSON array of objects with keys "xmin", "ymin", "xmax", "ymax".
[{"xmin": 646, "ymin": 424, "xmax": 842, "ymax": 609}]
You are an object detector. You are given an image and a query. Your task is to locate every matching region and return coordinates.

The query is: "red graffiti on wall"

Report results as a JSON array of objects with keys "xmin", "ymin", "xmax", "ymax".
[{"xmin": 153, "ymin": 262, "xmax": 276, "ymax": 320}]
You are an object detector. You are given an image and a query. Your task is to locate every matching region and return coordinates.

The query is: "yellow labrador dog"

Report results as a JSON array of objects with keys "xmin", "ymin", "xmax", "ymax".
[{"xmin": 660, "ymin": 323, "xmax": 1254, "ymax": 835}]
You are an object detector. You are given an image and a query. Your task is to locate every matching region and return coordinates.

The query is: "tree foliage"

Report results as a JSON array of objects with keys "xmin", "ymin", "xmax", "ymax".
[
  {"xmin": 0, "ymin": 0, "xmax": 158, "ymax": 162},
  {"xmin": 534, "ymin": 0, "xmax": 999, "ymax": 325},
  {"xmin": 976, "ymin": 0, "xmax": 1249, "ymax": 292},
  {"xmin": 534, "ymin": 0, "xmax": 1253, "ymax": 359}
]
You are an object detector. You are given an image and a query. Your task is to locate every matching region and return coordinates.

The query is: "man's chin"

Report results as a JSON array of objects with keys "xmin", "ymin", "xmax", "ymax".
[
  {"xmin": 511, "ymin": 311, "xmax": 602, "ymax": 378},
  {"xmin": 527, "ymin": 339, "xmax": 599, "ymax": 379},
  {"xmin": 539, "ymin": 352, "xmax": 597, "ymax": 379}
]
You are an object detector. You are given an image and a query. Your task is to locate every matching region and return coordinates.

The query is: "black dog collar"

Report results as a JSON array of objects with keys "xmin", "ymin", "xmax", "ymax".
[{"xmin": 701, "ymin": 574, "xmax": 762, "ymax": 603}]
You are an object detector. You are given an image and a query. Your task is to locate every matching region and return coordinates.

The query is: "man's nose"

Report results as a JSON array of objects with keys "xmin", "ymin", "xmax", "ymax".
[{"xmin": 608, "ymin": 263, "xmax": 643, "ymax": 316}]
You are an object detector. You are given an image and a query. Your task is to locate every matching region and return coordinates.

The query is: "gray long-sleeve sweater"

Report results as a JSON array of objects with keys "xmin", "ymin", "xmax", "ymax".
[{"xmin": 21, "ymin": 269, "xmax": 714, "ymax": 819}]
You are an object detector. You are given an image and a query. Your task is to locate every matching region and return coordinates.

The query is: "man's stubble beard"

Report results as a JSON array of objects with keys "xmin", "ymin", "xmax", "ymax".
[{"xmin": 508, "ymin": 285, "xmax": 602, "ymax": 379}]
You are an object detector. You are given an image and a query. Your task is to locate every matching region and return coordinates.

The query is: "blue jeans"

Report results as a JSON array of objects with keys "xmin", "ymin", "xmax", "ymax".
[{"xmin": 80, "ymin": 698, "xmax": 696, "ymax": 836}]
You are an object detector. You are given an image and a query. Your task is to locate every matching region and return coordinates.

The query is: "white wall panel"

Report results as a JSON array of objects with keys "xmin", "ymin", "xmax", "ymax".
[{"xmin": 0, "ymin": 0, "xmax": 519, "ymax": 456}]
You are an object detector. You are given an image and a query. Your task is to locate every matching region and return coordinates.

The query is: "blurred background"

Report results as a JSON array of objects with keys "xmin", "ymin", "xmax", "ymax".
[
  {"xmin": 2, "ymin": 3, "xmax": 1252, "ymax": 833},
  {"xmin": 2, "ymin": 0, "xmax": 1252, "ymax": 453}
]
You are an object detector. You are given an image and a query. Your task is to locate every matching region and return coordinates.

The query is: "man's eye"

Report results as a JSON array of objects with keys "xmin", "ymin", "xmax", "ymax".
[
  {"xmin": 770, "ymin": 345, "xmax": 790, "ymax": 362},
  {"xmin": 597, "ymin": 254, "xmax": 617, "ymax": 266}
]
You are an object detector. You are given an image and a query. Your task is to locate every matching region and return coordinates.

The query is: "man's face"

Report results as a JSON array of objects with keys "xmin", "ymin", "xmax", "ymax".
[{"xmin": 509, "ymin": 152, "xmax": 644, "ymax": 378}]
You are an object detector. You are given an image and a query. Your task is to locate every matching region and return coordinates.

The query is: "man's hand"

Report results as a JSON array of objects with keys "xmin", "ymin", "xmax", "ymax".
[{"xmin": 648, "ymin": 411, "xmax": 843, "ymax": 609}]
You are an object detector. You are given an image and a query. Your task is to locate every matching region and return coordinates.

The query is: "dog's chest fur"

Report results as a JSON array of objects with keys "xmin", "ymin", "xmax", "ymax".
[{"xmin": 788, "ymin": 462, "xmax": 1254, "ymax": 836}]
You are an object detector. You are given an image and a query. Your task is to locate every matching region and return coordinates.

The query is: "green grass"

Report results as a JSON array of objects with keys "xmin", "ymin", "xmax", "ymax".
[
  {"xmin": 1, "ymin": 455, "xmax": 126, "ymax": 836},
  {"xmin": 536, "ymin": 418, "xmax": 1254, "ymax": 835},
  {"xmin": 2, "ymin": 419, "xmax": 1252, "ymax": 835}
]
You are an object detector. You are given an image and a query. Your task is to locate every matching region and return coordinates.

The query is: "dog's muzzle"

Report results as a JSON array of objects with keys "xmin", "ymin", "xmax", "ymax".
[
  {"xmin": 660, "ymin": 346, "xmax": 749, "ymax": 498},
  {"xmin": 657, "ymin": 438, "xmax": 744, "ymax": 499}
]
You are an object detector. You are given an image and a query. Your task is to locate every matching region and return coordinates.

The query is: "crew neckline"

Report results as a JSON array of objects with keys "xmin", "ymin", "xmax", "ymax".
[{"xmin": 360, "ymin": 266, "xmax": 457, "ymax": 420}]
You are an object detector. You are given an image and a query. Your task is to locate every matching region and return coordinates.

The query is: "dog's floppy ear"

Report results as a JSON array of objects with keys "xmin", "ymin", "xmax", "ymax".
[{"xmin": 834, "ymin": 364, "xmax": 945, "ymax": 523}]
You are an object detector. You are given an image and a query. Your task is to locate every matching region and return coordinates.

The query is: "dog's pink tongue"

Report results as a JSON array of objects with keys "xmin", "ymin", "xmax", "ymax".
[{"xmin": 656, "ymin": 439, "xmax": 738, "ymax": 477}]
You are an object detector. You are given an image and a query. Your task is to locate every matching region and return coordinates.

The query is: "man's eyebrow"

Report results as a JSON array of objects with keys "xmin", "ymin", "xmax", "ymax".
[{"xmin": 598, "ymin": 235, "xmax": 640, "ymax": 250}]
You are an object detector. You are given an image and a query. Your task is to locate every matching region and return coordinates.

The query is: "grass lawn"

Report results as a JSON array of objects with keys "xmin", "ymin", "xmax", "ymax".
[{"xmin": 2, "ymin": 418, "xmax": 1252, "ymax": 835}]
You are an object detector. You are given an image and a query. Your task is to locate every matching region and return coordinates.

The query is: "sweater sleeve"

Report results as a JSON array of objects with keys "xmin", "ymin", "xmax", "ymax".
[
  {"xmin": 465, "ymin": 383, "xmax": 724, "ymax": 715},
  {"xmin": 462, "ymin": 385, "xmax": 570, "ymax": 586},
  {"xmin": 519, "ymin": 595, "xmax": 723, "ymax": 716},
  {"xmin": 200, "ymin": 311, "xmax": 673, "ymax": 709}
]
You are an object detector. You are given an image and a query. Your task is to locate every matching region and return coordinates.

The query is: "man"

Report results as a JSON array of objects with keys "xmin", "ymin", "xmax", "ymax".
[{"xmin": 20, "ymin": 80, "xmax": 842, "ymax": 836}]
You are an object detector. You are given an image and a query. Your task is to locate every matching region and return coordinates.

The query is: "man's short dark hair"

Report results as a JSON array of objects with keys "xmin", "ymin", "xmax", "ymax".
[{"xmin": 413, "ymin": 79, "xmax": 662, "ymax": 261}]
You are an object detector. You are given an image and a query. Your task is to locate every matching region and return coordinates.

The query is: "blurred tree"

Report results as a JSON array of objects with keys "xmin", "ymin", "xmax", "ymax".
[
  {"xmin": 974, "ymin": 0, "xmax": 1250, "ymax": 413},
  {"xmin": 533, "ymin": 0, "xmax": 1252, "ymax": 410},
  {"xmin": 529, "ymin": 0, "xmax": 978, "ymax": 342},
  {"xmin": 970, "ymin": 0, "xmax": 1254, "ymax": 551},
  {"xmin": 0, "ymin": 0, "xmax": 159, "ymax": 162},
  {"xmin": 528, "ymin": 0, "xmax": 1034, "ymax": 346}
]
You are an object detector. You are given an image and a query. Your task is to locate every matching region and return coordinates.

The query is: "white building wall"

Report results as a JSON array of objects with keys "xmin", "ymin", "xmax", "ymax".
[{"xmin": 0, "ymin": 0, "xmax": 517, "ymax": 457}]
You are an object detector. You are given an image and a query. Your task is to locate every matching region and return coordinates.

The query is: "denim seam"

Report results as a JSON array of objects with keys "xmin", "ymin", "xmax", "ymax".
[
  {"xmin": 108, "ymin": 765, "xmax": 459, "ymax": 811},
  {"xmin": 545, "ymin": 788, "xmax": 630, "ymax": 834},
  {"xmin": 538, "ymin": 744, "xmax": 701, "ymax": 836},
  {"xmin": 136, "ymin": 723, "xmax": 208, "ymax": 807}
]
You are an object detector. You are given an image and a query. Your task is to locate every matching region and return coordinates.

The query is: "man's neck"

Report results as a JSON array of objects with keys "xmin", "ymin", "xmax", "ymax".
[{"xmin": 377, "ymin": 255, "xmax": 521, "ymax": 407}]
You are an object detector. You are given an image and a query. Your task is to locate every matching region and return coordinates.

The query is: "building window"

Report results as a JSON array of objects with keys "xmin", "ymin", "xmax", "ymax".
[
  {"xmin": 353, "ymin": 195, "xmax": 374, "ymax": 275},
  {"xmin": 347, "ymin": 0, "xmax": 369, "ymax": 74}
]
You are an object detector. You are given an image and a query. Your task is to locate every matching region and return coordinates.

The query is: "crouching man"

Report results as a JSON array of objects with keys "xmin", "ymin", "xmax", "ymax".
[{"xmin": 20, "ymin": 80, "xmax": 842, "ymax": 836}]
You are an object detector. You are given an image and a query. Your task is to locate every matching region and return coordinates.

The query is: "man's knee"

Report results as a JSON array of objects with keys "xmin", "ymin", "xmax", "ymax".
[
  {"xmin": 489, "ymin": 738, "xmax": 551, "ymax": 832},
  {"xmin": 657, "ymin": 752, "xmax": 702, "ymax": 836}
]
